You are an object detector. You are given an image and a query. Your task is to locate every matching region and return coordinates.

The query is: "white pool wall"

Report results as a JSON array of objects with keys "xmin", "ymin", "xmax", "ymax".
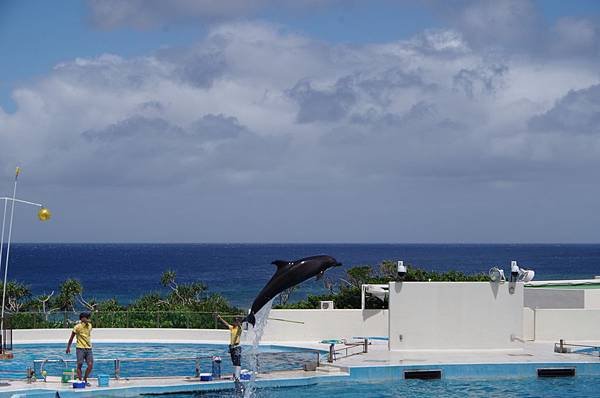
[
  {"xmin": 534, "ymin": 309, "xmax": 600, "ymax": 341},
  {"xmin": 13, "ymin": 328, "xmax": 229, "ymax": 344},
  {"xmin": 260, "ymin": 309, "xmax": 388, "ymax": 341},
  {"xmin": 388, "ymin": 282, "xmax": 523, "ymax": 351}
]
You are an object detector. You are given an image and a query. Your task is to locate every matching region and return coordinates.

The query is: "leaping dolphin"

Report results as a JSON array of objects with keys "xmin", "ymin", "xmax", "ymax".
[{"xmin": 244, "ymin": 255, "xmax": 342, "ymax": 327}]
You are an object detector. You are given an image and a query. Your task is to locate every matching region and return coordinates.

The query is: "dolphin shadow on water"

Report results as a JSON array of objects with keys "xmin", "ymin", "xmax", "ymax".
[{"xmin": 244, "ymin": 255, "xmax": 342, "ymax": 327}]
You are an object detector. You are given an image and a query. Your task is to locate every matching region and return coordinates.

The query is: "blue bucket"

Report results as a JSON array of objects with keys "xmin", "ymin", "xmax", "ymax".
[
  {"xmin": 97, "ymin": 374, "xmax": 110, "ymax": 387},
  {"xmin": 212, "ymin": 356, "xmax": 222, "ymax": 379}
]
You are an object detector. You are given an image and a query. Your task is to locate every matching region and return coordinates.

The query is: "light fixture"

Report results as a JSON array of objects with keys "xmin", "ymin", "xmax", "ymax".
[
  {"xmin": 397, "ymin": 260, "xmax": 407, "ymax": 280},
  {"xmin": 510, "ymin": 260, "xmax": 519, "ymax": 282},
  {"xmin": 489, "ymin": 267, "xmax": 506, "ymax": 282}
]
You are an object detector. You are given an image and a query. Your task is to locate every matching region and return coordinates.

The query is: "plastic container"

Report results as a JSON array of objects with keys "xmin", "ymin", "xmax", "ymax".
[
  {"xmin": 211, "ymin": 356, "xmax": 222, "ymax": 379},
  {"xmin": 72, "ymin": 380, "xmax": 86, "ymax": 389},
  {"xmin": 62, "ymin": 371, "xmax": 74, "ymax": 383},
  {"xmin": 97, "ymin": 374, "xmax": 110, "ymax": 387},
  {"xmin": 199, "ymin": 373, "xmax": 213, "ymax": 382},
  {"xmin": 240, "ymin": 370, "xmax": 252, "ymax": 381}
]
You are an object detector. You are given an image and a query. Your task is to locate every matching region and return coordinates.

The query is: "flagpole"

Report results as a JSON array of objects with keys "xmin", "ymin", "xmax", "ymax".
[
  {"xmin": 0, "ymin": 198, "xmax": 7, "ymax": 296},
  {"xmin": 1, "ymin": 168, "xmax": 20, "ymax": 331}
]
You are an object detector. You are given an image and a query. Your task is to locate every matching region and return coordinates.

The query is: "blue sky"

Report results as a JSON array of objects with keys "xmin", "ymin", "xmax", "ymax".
[{"xmin": 1, "ymin": 1, "xmax": 600, "ymax": 242}]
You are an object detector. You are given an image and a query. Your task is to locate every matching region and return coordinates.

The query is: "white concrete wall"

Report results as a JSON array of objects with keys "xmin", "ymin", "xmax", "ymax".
[
  {"xmin": 259, "ymin": 309, "xmax": 388, "ymax": 342},
  {"xmin": 584, "ymin": 290, "xmax": 600, "ymax": 309},
  {"xmin": 522, "ymin": 307, "xmax": 535, "ymax": 341},
  {"xmin": 13, "ymin": 309, "xmax": 389, "ymax": 345},
  {"xmin": 14, "ymin": 328, "xmax": 229, "ymax": 344},
  {"xmin": 524, "ymin": 288, "xmax": 584, "ymax": 309},
  {"xmin": 534, "ymin": 309, "xmax": 600, "ymax": 341},
  {"xmin": 388, "ymin": 282, "xmax": 524, "ymax": 351}
]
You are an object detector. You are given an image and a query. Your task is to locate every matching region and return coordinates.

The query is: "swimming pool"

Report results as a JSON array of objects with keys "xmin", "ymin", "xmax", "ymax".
[
  {"xmin": 1, "ymin": 343, "xmax": 320, "ymax": 380},
  {"xmin": 164, "ymin": 376, "xmax": 600, "ymax": 398}
]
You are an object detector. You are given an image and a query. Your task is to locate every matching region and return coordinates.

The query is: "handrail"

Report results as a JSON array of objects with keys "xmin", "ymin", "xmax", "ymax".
[
  {"xmin": 327, "ymin": 339, "xmax": 368, "ymax": 362},
  {"xmin": 554, "ymin": 339, "xmax": 600, "ymax": 356}
]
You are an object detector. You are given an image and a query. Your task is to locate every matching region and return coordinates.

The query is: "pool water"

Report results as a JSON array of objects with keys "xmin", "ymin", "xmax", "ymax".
[
  {"xmin": 168, "ymin": 376, "xmax": 600, "ymax": 398},
  {"xmin": 1, "ymin": 343, "xmax": 319, "ymax": 379}
]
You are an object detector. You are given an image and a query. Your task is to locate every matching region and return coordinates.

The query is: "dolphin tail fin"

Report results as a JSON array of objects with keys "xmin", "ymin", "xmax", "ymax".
[{"xmin": 244, "ymin": 312, "xmax": 256, "ymax": 327}]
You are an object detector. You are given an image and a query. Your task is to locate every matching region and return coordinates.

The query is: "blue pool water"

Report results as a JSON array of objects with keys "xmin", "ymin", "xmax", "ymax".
[
  {"xmin": 169, "ymin": 377, "xmax": 600, "ymax": 397},
  {"xmin": 6, "ymin": 243, "xmax": 600, "ymax": 307},
  {"xmin": 1, "ymin": 343, "xmax": 319, "ymax": 380}
]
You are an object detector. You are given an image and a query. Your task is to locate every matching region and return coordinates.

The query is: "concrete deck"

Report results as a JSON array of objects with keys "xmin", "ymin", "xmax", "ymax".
[
  {"xmin": 0, "ymin": 368, "xmax": 349, "ymax": 397},
  {"xmin": 334, "ymin": 341, "xmax": 600, "ymax": 367}
]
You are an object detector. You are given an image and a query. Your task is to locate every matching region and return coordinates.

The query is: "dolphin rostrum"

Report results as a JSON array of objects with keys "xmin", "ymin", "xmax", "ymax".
[{"xmin": 244, "ymin": 255, "xmax": 342, "ymax": 327}]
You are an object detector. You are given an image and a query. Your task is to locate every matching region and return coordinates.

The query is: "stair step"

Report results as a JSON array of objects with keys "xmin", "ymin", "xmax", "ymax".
[{"xmin": 317, "ymin": 365, "xmax": 346, "ymax": 374}]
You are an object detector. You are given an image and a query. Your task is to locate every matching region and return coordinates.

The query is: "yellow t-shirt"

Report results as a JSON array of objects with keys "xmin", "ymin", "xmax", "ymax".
[
  {"xmin": 73, "ymin": 322, "xmax": 92, "ymax": 349},
  {"xmin": 229, "ymin": 325, "xmax": 241, "ymax": 346}
]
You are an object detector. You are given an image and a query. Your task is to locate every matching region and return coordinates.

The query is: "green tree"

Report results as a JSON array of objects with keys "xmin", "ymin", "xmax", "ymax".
[
  {"xmin": 346, "ymin": 265, "xmax": 373, "ymax": 287},
  {"xmin": 55, "ymin": 278, "xmax": 83, "ymax": 311},
  {"xmin": 0, "ymin": 281, "xmax": 31, "ymax": 312},
  {"xmin": 160, "ymin": 269, "xmax": 207, "ymax": 306}
]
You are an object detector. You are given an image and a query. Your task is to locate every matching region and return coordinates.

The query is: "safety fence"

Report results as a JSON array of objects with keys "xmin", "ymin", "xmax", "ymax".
[
  {"xmin": 327, "ymin": 338, "xmax": 368, "ymax": 362},
  {"xmin": 5, "ymin": 311, "xmax": 245, "ymax": 329},
  {"xmin": 554, "ymin": 339, "xmax": 600, "ymax": 357},
  {"xmin": 28, "ymin": 350, "xmax": 322, "ymax": 381}
]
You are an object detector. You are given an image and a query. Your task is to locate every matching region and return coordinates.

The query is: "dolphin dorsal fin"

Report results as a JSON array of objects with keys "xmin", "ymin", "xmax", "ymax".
[{"xmin": 272, "ymin": 260, "xmax": 290, "ymax": 270}]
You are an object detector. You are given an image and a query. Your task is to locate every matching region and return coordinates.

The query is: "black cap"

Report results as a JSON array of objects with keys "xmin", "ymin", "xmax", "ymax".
[{"xmin": 79, "ymin": 312, "xmax": 91, "ymax": 320}]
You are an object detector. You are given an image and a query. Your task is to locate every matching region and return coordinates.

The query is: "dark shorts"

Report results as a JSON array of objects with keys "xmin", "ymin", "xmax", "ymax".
[
  {"xmin": 229, "ymin": 345, "xmax": 241, "ymax": 367},
  {"xmin": 76, "ymin": 348, "xmax": 93, "ymax": 366}
]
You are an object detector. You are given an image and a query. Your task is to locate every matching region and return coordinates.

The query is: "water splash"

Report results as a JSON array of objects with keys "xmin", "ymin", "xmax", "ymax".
[{"xmin": 243, "ymin": 299, "xmax": 274, "ymax": 398}]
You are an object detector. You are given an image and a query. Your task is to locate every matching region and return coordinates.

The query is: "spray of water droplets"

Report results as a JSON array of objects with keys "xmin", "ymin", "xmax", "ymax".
[{"xmin": 242, "ymin": 299, "xmax": 274, "ymax": 398}]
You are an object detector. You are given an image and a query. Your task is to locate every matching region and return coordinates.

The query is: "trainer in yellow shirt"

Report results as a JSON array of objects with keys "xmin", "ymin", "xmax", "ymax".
[
  {"xmin": 217, "ymin": 314, "xmax": 243, "ymax": 380},
  {"xmin": 66, "ymin": 312, "xmax": 94, "ymax": 385}
]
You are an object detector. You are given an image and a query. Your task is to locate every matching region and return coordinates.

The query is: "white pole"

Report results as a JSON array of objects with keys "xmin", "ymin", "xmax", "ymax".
[
  {"xmin": 0, "ymin": 198, "xmax": 42, "ymax": 208},
  {"xmin": 1, "ymin": 169, "xmax": 19, "ymax": 331},
  {"xmin": 0, "ymin": 198, "xmax": 7, "ymax": 296}
]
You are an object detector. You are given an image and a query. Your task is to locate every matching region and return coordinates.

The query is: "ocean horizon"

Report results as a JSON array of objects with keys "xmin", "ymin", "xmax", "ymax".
[{"xmin": 3, "ymin": 243, "xmax": 600, "ymax": 308}]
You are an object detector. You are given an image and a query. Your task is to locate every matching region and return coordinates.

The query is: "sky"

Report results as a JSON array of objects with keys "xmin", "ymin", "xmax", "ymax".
[{"xmin": 1, "ymin": 0, "xmax": 600, "ymax": 243}]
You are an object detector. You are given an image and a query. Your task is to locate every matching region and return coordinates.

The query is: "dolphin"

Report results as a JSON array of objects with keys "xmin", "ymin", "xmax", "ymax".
[{"xmin": 244, "ymin": 255, "xmax": 342, "ymax": 327}]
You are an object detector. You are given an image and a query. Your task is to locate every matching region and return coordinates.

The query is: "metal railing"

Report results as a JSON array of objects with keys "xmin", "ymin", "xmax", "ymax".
[
  {"xmin": 327, "ymin": 339, "xmax": 368, "ymax": 363},
  {"xmin": 34, "ymin": 355, "xmax": 209, "ymax": 380},
  {"xmin": 5, "ymin": 311, "xmax": 244, "ymax": 329},
  {"xmin": 555, "ymin": 339, "xmax": 600, "ymax": 357},
  {"xmin": 32, "ymin": 350, "xmax": 322, "ymax": 379}
]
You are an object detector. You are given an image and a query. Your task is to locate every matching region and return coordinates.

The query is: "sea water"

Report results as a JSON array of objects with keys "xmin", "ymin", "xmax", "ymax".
[{"xmin": 4, "ymin": 243, "xmax": 600, "ymax": 307}]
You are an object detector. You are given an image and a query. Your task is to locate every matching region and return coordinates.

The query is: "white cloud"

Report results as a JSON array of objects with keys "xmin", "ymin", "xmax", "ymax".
[
  {"xmin": 3, "ymin": 17, "xmax": 600, "ymax": 242},
  {"xmin": 86, "ymin": 0, "xmax": 336, "ymax": 29},
  {"xmin": 2, "ymin": 21, "xmax": 600, "ymax": 185}
]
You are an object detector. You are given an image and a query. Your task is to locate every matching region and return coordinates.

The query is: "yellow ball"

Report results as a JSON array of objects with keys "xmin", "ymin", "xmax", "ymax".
[
  {"xmin": 38, "ymin": 207, "xmax": 51, "ymax": 221},
  {"xmin": 41, "ymin": 370, "xmax": 47, "ymax": 376}
]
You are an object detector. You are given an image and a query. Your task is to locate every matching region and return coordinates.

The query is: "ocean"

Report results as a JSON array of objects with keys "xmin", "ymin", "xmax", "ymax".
[{"xmin": 2, "ymin": 243, "xmax": 600, "ymax": 308}]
